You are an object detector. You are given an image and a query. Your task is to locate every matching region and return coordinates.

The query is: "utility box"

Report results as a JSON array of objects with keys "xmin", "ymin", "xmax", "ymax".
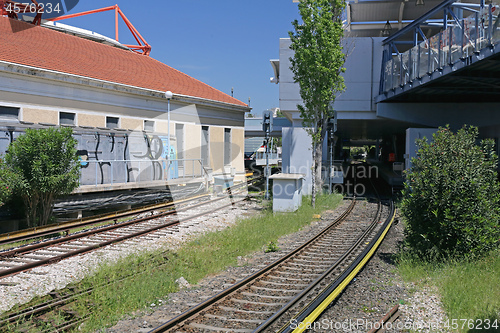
[
  {"xmin": 213, "ymin": 175, "xmax": 234, "ymax": 194},
  {"xmin": 269, "ymin": 173, "xmax": 305, "ymax": 212}
]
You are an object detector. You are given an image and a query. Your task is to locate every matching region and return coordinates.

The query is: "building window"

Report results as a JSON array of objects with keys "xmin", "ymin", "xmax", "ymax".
[
  {"xmin": 0, "ymin": 106, "xmax": 19, "ymax": 122},
  {"xmin": 59, "ymin": 112, "xmax": 75, "ymax": 126},
  {"xmin": 201, "ymin": 126, "xmax": 209, "ymax": 167},
  {"xmin": 144, "ymin": 120, "xmax": 155, "ymax": 132},
  {"xmin": 224, "ymin": 128, "xmax": 231, "ymax": 166},
  {"xmin": 106, "ymin": 116, "xmax": 119, "ymax": 129}
]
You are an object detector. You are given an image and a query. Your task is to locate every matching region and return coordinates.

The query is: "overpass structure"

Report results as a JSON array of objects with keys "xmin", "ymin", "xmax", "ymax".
[
  {"xmin": 244, "ymin": 117, "xmax": 292, "ymax": 138},
  {"xmin": 272, "ymin": 0, "xmax": 500, "ymax": 194}
]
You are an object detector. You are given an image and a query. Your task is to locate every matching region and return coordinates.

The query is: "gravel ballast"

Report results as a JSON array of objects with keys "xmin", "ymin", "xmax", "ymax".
[
  {"xmin": 0, "ymin": 194, "xmax": 259, "ymax": 314},
  {"xmin": 0, "ymin": 195, "xmax": 452, "ymax": 332},
  {"xmin": 103, "ymin": 201, "xmax": 451, "ymax": 333}
]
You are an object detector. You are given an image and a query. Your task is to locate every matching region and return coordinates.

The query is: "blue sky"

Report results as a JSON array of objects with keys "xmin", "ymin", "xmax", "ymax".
[{"xmin": 56, "ymin": 0, "xmax": 301, "ymax": 115}]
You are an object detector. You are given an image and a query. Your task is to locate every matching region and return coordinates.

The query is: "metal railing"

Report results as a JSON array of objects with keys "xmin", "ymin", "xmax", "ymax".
[
  {"xmin": 79, "ymin": 159, "xmax": 205, "ymax": 187},
  {"xmin": 382, "ymin": 5, "xmax": 499, "ymax": 92}
]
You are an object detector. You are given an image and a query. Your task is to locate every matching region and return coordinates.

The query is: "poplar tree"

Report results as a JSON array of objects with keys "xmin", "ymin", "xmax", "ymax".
[{"xmin": 289, "ymin": 0, "xmax": 346, "ymax": 206}]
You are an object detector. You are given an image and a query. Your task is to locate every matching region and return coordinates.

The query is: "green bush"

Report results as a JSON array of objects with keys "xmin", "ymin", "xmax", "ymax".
[
  {"xmin": 0, "ymin": 127, "xmax": 80, "ymax": 226},
  {"xmin": 400, "ymin": 125, "xmax": 500, "ymax": 260}
]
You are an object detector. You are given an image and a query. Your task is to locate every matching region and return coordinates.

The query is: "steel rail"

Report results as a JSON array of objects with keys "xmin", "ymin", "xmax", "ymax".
[
  {"xmin": 0, "ymin": 288, "xmax": 92, "ymax": 326},
  {"xmin": 0, "ymin": 175, "xmax": 259, "ymax": 246},
  {"xmin": 147, "ymin": 198, "xmax": 357, "ymax": 333},
  {"xmin": 0, "ymin": 195, "xmax": 216, "ymax": 259},
  {"xmin": 253, "ymin": 198, "xmax": 383, "ymax": 332},
  {"xmin": 0, "ymin": 183, "xmax": 253, "ymax": 278},
  {"xmin": 0, "ymin": 250, "xmax": 173, "ymax": 330},
  {"xmin": 0, "ymin": 247, "xmax": 178, "ymax": 328},
  {"xmin": 0, "ymin": 177, "xmax": 262, "ymax": 332},
  {"xmin": 368, "ymin": 304, "xmax": 401, "ymax": 333},
  {"xmin": 0, "ymin": 193, "xmax": 209, "ymax": 245},
  {"xmin": 276, "ymin": 201, "xmax": 396, "ymax": 333}
]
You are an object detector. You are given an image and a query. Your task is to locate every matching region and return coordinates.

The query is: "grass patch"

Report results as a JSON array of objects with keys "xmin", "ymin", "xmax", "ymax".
[
  {"xmin": 47, "ymin": 193, "xmax": 343, "ymax": 332},
  {"xmin": 397, "ymin": 249, "xmax": 500, "ymax": 332}
]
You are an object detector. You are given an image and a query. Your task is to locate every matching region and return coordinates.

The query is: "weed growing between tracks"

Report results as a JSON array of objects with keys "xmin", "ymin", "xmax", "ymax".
[
  {"xmin": 65, "ymin": 194, "xmax": 343, "ymax": 332},
  {"xmin": 397, "ymin": 249, "xmax": 500, "ymax": 332}
]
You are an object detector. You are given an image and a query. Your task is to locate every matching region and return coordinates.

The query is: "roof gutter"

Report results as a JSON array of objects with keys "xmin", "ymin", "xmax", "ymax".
[{"xmin": 0, "ymin": 60, "xmax": 250, "ymax": 113}]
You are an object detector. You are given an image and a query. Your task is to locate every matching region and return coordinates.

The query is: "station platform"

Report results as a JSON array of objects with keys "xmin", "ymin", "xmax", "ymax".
[{"xmin": 74, "ymin": 177, "xmax": 207, "ymax": 194}]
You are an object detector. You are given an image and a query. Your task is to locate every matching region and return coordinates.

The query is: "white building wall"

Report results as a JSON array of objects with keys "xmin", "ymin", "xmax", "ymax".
[
  {"xmin": 279, "ymin": 37, "xmax": 384, "ymax": 119},
  {"xmin": 281, "ymin": 127, "xmax": 313, "ymax": 194}
]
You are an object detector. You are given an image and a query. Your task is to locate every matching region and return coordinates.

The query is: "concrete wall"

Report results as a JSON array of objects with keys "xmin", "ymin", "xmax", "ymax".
[
  {"xmin": 231, "ymin": 127, "xmax": 245, "ymax": 180},
  {"xmin": 405, "ymin": 128, "xmax": 438, "ymax": 170},
  {"xmin": 78, "ymin": 113, "xmax": 105, "ymax": 128},
  {"xmin": 121, "ymin": 118, "xmax": 143, "ymax": 131},
  {"xmin": 184, "ymin": 123, "xmax": 202, "ymax": 175},
  {"xmin": 278, "ymin": 38, "xmax": 301, "ymax": 115},
  {"xmin": 282, "ymin": 127, "xmax": 313, "ymax": 195},
  {"xmin": 210, "ymin": 126, "xmax": 224, "ymax": 174},
  {"xmin": 23, "ymin": 107, "xmax": 58, "ymax": 124},
  {"xmin": 155, "ymin": 120, "xmax": 170, "ymax": 135},
  {"xmin": 279, "ymin": 37, "xmax": 384, "ymax": 118},
  {"xmin": 336, "ymin": 37, "xmax": 384, "ymax": 112}
]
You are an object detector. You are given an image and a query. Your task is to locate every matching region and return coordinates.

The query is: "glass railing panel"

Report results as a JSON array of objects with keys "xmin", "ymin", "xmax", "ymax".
[
  {"xmin": 491, "ymin": 9, "xmax": 500, "ymax": 44},
  {"xmin": 384, "ymin": 58, "xmax": 392, "ymax": 92},
  {"xmin": 428, "ymin": 33, "xmax": 441, "ymax": 72},
  {"xmin": 401, "ymin": 52, "xmax": 410, "ymax": 86},
  {"xmin": 409, "ymin": 45, "xmax": 419, "ymax": 81},
  {"xmin": 463, "ymin": 16, "xmax": 476, "ymax": 57},
  {"xmin": 441, "ymin": 27, "xmax": 452, "ymax": 66},
  {"xmin": 479, "ymin": 7, "xmax": 491, "ymax": 49},
  {"xmin": 450, "ymin": 24, "xmax": 463, "ymax": 64},
  {"xmin": 381, "ymin": 5, "xmax": 500, "ymax": 92},
  {"xmin": 383, "ymin": 60, "xmax": 391, "ymax": 91},
  {"xmin": 392, "ymin": 57, "xmax": 401, "ymax": 89},
  {"xmin": 418, "ymin": 40, "xmax": 429, "ymax": 77}
]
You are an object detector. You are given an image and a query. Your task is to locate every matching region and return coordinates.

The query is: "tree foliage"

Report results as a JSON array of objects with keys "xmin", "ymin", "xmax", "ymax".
[
  {"xmin": 0, "ymin": 127, "xmax": 80, "ymax": 226},
  {"xmin": 289, "ymin": 0, "xmax": 346, "ymax": 206},
  {"xmin": 0, "ymin": 167, "xmax": 14, "ymax": 206},
  {"xmin": 400, "ymin": 125, "xmax": 500, "ymax": 260}
]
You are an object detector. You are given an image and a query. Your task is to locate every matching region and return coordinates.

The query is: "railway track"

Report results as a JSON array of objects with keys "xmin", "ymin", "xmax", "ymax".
[
  {"xmin": 148, "ymin": 195, "xmax": 395, "ymax": 332},
  {"xmin": 0, "ymin": 250, "xmax": 174, "ymax": 332},
  {"xmin": 1, "ymin": 172, "xmax": 395, "ymax": 332},
  {"xmin": 0, "ymin": 175, "xmax": 262, "ymax": 247},
  {"xmin": 0, "ymin": 178, "xmax": 262, "ymax": 331},
  {"xmin": 0, "ymin": 177, "xmax": 260, "ymax": 280}
]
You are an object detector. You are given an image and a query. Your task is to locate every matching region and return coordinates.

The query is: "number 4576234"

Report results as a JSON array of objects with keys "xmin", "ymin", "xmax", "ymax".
[
  {"xmin": 444, "ymin": 319, "xmax": 499, "ymax": 330},
  {"xmin": 5, "ymin": 2, "xmax": 61, "ymax": 14}
]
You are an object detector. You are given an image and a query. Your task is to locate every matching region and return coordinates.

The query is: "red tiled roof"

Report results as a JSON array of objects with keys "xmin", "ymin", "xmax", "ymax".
[{"xmin": 0, "ymin": 18, "xmax": 248, "ymax": 108}]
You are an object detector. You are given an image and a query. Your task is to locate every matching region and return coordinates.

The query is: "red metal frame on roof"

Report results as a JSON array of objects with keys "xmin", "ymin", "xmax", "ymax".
[
  {"xmin": 1, "ymin": 2, "xmax": 150, "ymax": 55},
  {"xmin": 50, "ymin": 5, "xmax": 151, "ymax": 56},
  {"xmin": 1, "ymin": 0, "xmax": 43, "ymax": 25}
]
